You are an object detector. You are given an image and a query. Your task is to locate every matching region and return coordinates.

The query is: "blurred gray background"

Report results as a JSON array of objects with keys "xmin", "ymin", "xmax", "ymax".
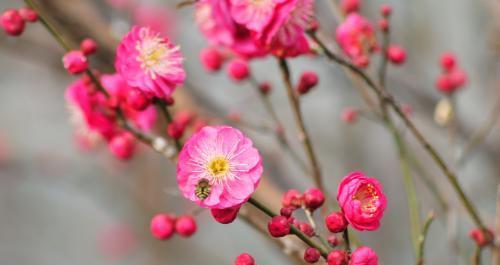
[{"xmin": 1, "ymin": 0, "xmax": 499, "ymax": 264}]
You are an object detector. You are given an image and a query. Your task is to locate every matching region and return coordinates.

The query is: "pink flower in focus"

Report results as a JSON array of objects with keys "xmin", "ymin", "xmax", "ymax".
[
  {"xmin": 195, "ymin": 0, "xmax": 266, "ymax": 58},
  {"xmin": 230, "ymin": 0, "xmax": 283, "ymax": 32},
  {"xmin": 115, "ymin": 26, "xmax": 185, "ymax": 100},
  {"xmin": 349, "ymin": 246, "xmax": 378, "ymax": 265},
  {"xmin": 336, "ymin": 13, "xmax": 377, "ymax": 67},
  {"xmin": 101, "ymin": 73, "xmax": 157, "ymax": 131},
  {"xmin": 337, "ymin": 171, "xmax": 387, "ymax": 231},
  {"xmin": 177, "ymin": 125, "xmax": 263, "ymax": 209},
  {"xmin": 256, "ymin": 0, "xmax": 314, "ymax": 57}
]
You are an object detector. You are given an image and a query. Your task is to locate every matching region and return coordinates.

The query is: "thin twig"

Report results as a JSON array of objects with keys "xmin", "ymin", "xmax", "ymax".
[
  {"xmin": 458, "ymin": 90, "xmax": 500, "ymax": 166},
  {"xmin": 154, "ymin": 98, "xmax": 183, "ymax": 152},
  {"xmin": 492, "ymin": 184, "xmax": 500, "ymax": 265},
  {"xmin": 343, "ymin": 229, "xmax": 351, "ymax": 253},
  {"xmin": 277, "ymin": 58, "xmax": 325, "ymax": 195},
  {"xmin": 416, "ymin": 211, "xmax": 435, "ymax": 265},
  {"xmin": 247, "ymin": 197, "xmax": 330, "ymax": 257},
  {"xmin": 247, "ymin": 75, "xmax": 311, "ymax": 174}
]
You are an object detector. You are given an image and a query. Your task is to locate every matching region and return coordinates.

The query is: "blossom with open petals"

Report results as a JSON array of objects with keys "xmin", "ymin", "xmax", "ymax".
[
  {"xmin": 115, "ymin": 26, "xmax": 185, "ymax": 99},
  {"xmin": 336, "ymin": 13, "xmax": 377, "ymax": 67},
  {"xmin": 177, "ymin": 126, "xmax": 263, "ymax": 209},
  {"xmin": 337, "ymin": 171, "xmax": 387, "ymax": 231}
]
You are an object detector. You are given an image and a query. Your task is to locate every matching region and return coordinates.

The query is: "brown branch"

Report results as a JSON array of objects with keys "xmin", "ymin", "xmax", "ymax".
[{"xmin": 277, "ymin": 58, "xmax": 325, "ymax": 195}]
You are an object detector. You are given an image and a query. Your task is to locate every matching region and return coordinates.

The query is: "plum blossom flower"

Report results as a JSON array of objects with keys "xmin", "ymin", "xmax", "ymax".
[
  {"xmin": 177, "ymin": 126, "xmax": 263, "ymax": 209},
  {"xmin": 101, "ymin": 73, "xmax": 157, "ymax": 131},
  {"xmin": 194, "ymin": 0, "xmax": 266, "ymax": 58},
  {"xmin": 230, "ymin": 0, "xmax": 283, "ymax": 32},
  {"xmin": 115, "ymin": 26, "xmax": 185, "ymax": 100},
  {"xmin": 337, "ymin": 171, "xmax": 387, "ymax": 231},
  {"xmin": 65, "ymin": 77, "xmax": 117, "ymax": 141},
  {"xmin": 336, "ymin": 13, "xmax": 377, "ymax": 67},
  {"xmin": 256, "ymin": 0, "xmax": 314, "ymax": 57}
]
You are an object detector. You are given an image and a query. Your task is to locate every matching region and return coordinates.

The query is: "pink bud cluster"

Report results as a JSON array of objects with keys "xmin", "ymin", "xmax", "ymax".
[
  {"xmin": 436, "ymin": 52, "xmax": 468, "ymax": 94},
  {"xmin": 62, "ymin": 38, "xmax": 99, "ymax": 75},
  {"xmin": 150, "ymin": 213, "xmax": 197, "ymax": 240},
  {"xmin": 1, "ymin": 7, "xmax": 37, "ymax": 36}
]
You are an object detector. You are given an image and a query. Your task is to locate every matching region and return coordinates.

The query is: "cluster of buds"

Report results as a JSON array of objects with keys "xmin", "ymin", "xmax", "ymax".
[
  {"xmin": 1, "ymin": 7, "xmax": 37, "ymax": 36},
  {"xmin": 63, "ymin": 38, "xmax": 99, "ymax": 75},
  {"xmin": 435, "ymin": 52, "xmax": 467, "ymax": 94},
  {"xmin": 150, "ymin": 213, "xmax": 197, "ymax": 240}
]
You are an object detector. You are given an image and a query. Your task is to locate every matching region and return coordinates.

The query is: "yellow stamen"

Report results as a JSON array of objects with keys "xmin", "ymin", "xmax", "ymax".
[{"xmin": 207, "ymin": 156, "xmax": 230, "ymax": 178}]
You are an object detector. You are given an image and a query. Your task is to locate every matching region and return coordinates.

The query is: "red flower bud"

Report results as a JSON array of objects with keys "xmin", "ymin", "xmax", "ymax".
[
  {"xmin": 227, "ymin": 58, "xmax": 249, "ymax": 81},
  {"xmin": 297, "ymin": 71, "xmax": 319, "ymax": 95},
  {"xmin": 325, "ymin": 211, "xmax": 348, "ymax": 233},
  {"xmin": 211, "ymin": 205, "xmax": 241, "ymax": 224},
  {"xmin": 150, "ymin": 213, "xmax": 175, "ymax": 240},
  {"xmin": 304, "ymin": 247, "xmax": 321, "ymax": 263},
  {"xmin": 175, "ymin": 215, "xmax": 197, "ymax": 237},
  {"xmin": 200, "ymin": 47, "xmax": 224, "ymax": 72},
  {"xmin": 18, "ymin": 7, "xmax": 38, "ymax": 23},
  {"xmin": 268, "ymin": 216, "xmax": 290, "ymax": 237},
  {"xmin": 235, "ymin": 253, "xmax": 255, "ymax": 265},
  {"xmin": 80, "ymin": 38, "xmax": 98, "ymax": 55},
  {"xmin": 1, "ymin": 9, "xmax": 25, "ymax": 36},
  {"xmin": 303, "ymin": 188, "xmax": 325, "ymax": 211},
  {"xmin": 327, "ymin": 250, "xmax": 348, "ymax": 265}
]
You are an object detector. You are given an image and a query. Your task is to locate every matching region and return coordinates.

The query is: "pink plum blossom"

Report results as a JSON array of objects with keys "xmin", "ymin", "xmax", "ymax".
[
  {"xmin": 336, "ymin": 13, "xmax": 377, "ymax": 67},
  {"xmin": 101, "ymin": 73, "xmax": 157, "ymax": 132},
  {"xmin": 194, "ymin": 0, "xmax": 267, "ymax": 58},
  {"xmin": 115, "ymin": 26, "xmax": 185, "ymax": 100},
  {"xmin": 337, "ymin": 171, "xmax": 387, "ymax": 231},
  {"xmin": 256, "ymin": 0, "xmax": 314, "ymax": 57},
  {"xmin": 177, "ymin": 125, "xmax": 263, "ymax": 209}
]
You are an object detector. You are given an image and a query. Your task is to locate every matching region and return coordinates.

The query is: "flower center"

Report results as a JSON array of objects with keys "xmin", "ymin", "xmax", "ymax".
[
  {"xmin": 353, "ymin": 184, "xmax": 379, "ymax": 214},
  {"xmin": 207, "ymin": 156, "xmax": 230, "ymax": 178},
  {"xmin": 136, "ymin": 34, "xmax": 170, "ymax": 79}
]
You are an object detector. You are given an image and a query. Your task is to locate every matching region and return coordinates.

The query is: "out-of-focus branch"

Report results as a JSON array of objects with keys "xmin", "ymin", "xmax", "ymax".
[
  {"xmin": 493, "ymin": 184, "xmax": 500, "ymax": 265},
  {"xmin": 277, "ymin": 58, "xmax": 326, "ymax": 197},
  {"xmin": 416, "ymin": 211, "xmax": 435, "ymax": 265},
  {"xmin": 247, "ymin": 75, "xmax": 310, "ymax": 175},
  {"xmin": 458, "ymin": 89, "xmax": 500, "ymax": 165}
]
